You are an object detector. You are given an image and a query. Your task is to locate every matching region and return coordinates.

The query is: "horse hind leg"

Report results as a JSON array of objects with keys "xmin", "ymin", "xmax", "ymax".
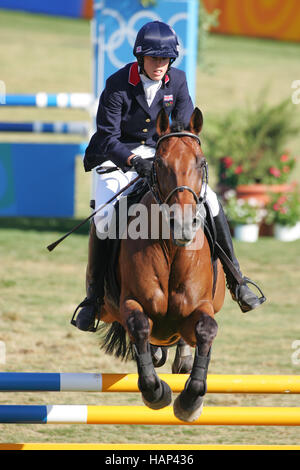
[
  {"xmin": 173, "ymin": 312, "xmax": 218, "ymax": 422},
  {"xmin": 126, "ymin": 308, "xmax": 172, "ymax": 409},
  {"xmin": 172, "ymin": 338, "xmax": 193, "ymax": 374},
  {"xmin": 150, "ymin": 344, "xmax": 169, "ymax": 368}
]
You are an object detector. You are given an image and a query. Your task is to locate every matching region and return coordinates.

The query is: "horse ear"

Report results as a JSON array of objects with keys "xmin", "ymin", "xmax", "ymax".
[
  {"xmin": 156, "ymin": 108, "xmax": 170, "ymax": 136},
  {"xmin": 189, "ymin": 107, "xmax": 203, "ymax": 135}
]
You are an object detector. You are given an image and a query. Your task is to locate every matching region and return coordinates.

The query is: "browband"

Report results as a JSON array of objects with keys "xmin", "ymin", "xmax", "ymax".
[{"xmin": 156, "ymin": 131, "xmax": 201, "ymax": 148}]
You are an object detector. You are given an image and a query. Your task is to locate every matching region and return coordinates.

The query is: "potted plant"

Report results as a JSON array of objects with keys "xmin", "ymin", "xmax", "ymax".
[
  {"xmin": 204, "ymin": 96, "xmax": 298, "ymax": 204},
  {"xmin": 218, "ymin": 151, "xmax": 296, "ymax": 204},
  {"xmin": 223, "ymin": 190, "xmax": 267, "ymax": 242},
  {"xmin": 265, "ymin": 187, "xmax": 300, "ymax": 242}
]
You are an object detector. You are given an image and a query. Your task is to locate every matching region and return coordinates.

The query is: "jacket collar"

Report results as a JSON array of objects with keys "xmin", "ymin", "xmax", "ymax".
[{"xmin": 128, "ymin": 62, "xmax": 170, "ymax": 86}]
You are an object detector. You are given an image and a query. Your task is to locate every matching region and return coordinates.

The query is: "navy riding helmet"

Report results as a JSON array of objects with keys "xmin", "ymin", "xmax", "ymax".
[{"xmin": 133, "ymin": 21, "xmax": 179, "ymax": 61}]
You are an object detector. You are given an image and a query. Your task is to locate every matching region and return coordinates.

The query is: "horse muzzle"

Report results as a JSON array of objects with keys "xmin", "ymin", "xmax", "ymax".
[{"xmin": 166, "ymin": 205, "xmax": 204, "ymax": 247}]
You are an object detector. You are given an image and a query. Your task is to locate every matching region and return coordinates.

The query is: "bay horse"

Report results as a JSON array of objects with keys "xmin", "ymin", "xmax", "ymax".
[{"xmin": 98, "ymin": 107, "xmax": 225, "ymax": 422}]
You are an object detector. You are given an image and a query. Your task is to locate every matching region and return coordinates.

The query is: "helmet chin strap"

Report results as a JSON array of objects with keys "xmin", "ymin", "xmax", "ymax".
[
  {"xmin": 138, "ymin": 57, "xmax": 175, "ymax": 82},
  {"xmin": 137, "ymin": 57, "xmax": 150, "ymax": 79},
  {"xmin": 162, "ymin": 58, "xmax": 176, "ymax": 87},
  {"xmin": 168, "ymin": 58, "xmax": 176, "ymax": 69}
]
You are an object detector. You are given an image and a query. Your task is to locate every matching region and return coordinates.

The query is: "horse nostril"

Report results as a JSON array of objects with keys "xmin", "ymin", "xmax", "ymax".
[{"xmin": 192, "ymin": 218, "xmax": 198, "ymax": 227}]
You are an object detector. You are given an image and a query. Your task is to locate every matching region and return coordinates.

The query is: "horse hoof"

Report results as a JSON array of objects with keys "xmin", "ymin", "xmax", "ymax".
[
  {"xmin": 173, "ymin": 395, "xmax": 204, "ymax": 423},
  {"xmin": 142, "ymin": 380, "xmax": 172, "ymax": 410}
]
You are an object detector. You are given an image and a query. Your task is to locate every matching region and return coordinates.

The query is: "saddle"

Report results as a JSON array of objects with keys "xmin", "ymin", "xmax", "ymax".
[{"xmin": 104, "ymin": 183, "xmax": 219, "ymax": 308}]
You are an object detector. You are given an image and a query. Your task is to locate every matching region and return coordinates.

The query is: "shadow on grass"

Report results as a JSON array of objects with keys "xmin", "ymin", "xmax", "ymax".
[{"xmin": 0, "ymin": 216, "xmax": 90, "ymax": 235}]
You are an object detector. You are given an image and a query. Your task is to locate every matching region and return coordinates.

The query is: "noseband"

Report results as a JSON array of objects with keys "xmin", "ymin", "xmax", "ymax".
[{"xmin": 150, "ymin": 132, "xmax": 208, "ymax": 210}]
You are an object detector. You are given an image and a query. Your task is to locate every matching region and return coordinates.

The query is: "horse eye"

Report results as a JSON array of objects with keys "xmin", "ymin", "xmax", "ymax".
[{"xmin": 195, "ymin": 156, "xmax": 205, "ymax": 169}]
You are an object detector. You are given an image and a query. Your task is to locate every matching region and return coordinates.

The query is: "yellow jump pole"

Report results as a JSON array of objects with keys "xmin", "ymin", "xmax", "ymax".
[
  {"xmin": 101, "ymin": 374, "xmax": 300, "ymax": 394},
  {"xmin": 1, "ymin": 373, "xmax": 300, "ymax": 394},
  {"xmin": 87, "ymin": 406, "xmax": 300, "ymax": 426},
  {"xmin": 1, "ymin": 443, "xmax": 300, "ymax": 451}
]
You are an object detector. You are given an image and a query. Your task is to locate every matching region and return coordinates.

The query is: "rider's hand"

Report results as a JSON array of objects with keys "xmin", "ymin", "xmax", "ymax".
[{"xmin": 131, "ymin": 155, "xmax": 152, "ymax": 179}]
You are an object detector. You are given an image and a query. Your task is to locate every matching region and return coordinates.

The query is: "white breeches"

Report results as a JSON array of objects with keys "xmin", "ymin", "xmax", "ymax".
[{"xmin": 93, "ymin": 145, "xmax": 220, "ymax": 237}]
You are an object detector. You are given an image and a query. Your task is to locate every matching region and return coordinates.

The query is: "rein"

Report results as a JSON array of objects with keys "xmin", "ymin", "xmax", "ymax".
[{"xmin": 150, "ymin": 131, "xmax": 208, "ymax": 210}]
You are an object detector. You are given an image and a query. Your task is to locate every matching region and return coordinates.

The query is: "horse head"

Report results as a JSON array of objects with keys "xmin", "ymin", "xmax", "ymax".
[{"xmin": 152, "ymin": 107, "xmax": 207, "ymax": 247}]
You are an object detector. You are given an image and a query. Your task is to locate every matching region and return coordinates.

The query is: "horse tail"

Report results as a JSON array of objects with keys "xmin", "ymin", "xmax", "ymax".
[{"xmin": 98, "ymin": 321, "xmax": 134, "ymax": 361}]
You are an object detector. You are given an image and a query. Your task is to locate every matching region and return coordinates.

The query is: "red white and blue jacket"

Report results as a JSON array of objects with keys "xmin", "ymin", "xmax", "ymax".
[{"xmin": 83, "ymin": 61, "xmax": 194, "ymax": 172}]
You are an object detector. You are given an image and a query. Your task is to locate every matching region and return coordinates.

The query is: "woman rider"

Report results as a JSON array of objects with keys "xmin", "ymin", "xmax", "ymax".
[{"xmin": 72, "ymin": 21, "xmax": 265, "ymax": 332}]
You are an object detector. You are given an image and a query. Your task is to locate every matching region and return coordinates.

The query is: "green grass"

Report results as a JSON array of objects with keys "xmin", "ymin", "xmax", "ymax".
[{"xmin": 0, "ymin": 9, "xmax": 300, "ymax": 446}]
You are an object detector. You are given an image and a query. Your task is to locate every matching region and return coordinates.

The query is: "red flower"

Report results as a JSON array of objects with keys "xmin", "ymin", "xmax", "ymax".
[
  {"xmin": 269, "ymin": 167, "xmax": 281, "ymax": 177},
  {"xmin": 234, "ymin": 165, "xmax": 243, "ymax": 174},
  {"xmin": 280, "ymin": 154, "xmax": 289, "ymax": 162},
  {"xmin": 222, "ymin": 157, "xmax": 233, "ymax": 168},
  {"xmin": 273, "ymin": 203, "xmax": 280, "ymax": 211},
  {"xmin": 277, "ymin": 196, "xmax": 287, "ymax": 204},
  {"xmin": 282, "ymin": 166, "xmax": 290, "ymax": 173},
  {"xmin": 279, "ymin": 207, "xmax": 288, "ymax": 214}
]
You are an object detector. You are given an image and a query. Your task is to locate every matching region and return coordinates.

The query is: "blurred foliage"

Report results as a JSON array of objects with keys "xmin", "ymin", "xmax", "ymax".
[
  {"xmin": 197, "ymin": 0, "xmax": 220, "ymax": 67},
  {"xmin": 204, "ymin": 94, "xmax": 298, "ymax": 186},
  {"xmin": 265, "ymin": 187, "xmax": 300, "ymax": 227}
]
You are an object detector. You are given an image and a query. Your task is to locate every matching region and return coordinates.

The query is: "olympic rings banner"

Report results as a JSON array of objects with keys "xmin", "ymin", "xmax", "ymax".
[
  {"xmin": 92, "ymin": 0, "xmax": 199, "ymax": 102},
  {"xmin": 203, "ymin": 0, "xmax": 300, "ymax": 42}
]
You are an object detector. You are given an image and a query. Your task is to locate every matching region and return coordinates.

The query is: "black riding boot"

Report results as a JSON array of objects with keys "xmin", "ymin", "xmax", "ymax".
[
  {"xmin": 214, "ymin": 204, "xmax": 266, "ymax": 312},
  {"xmin": 71, "ymin": 221, "xmax": 109, "ymax": 331}
]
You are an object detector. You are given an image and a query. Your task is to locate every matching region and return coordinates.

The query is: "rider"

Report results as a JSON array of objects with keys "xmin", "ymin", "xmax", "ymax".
[{"xmin": 73, "ymin": 21, "xmax": 266, "ymax": 332}]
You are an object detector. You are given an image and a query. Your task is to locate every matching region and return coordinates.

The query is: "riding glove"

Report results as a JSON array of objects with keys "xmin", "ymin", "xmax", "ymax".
[{"xmin": 131, "ymin": 156, "xmax": 153, "ymax": 179}]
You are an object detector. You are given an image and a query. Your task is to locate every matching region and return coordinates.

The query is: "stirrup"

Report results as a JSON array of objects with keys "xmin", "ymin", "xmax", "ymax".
[
  {"xmin": 70, "ymin": 297, "xmax": 100, "ymax": 332},
  {"xmin": 235, "ymin": 277, "xmax": 266, "ymax": 312}
]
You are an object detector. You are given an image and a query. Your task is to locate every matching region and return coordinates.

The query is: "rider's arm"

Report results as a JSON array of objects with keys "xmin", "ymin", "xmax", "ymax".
[
  {"xmin": 171, "ymin": 70, "xmax": 194, "ymax": 127},
  {"xmin": 95, "ymin": 87, "xmax": 134, "ymax": 171},
  {"xmin": 83, "ymin": 85, "xmax": 133, "ymax": 172}
]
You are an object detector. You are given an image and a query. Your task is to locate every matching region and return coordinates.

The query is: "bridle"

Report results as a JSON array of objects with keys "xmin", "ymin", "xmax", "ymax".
[{"xmin": 150, "ymin": 132, "xmax": 208, "ymax": 212}]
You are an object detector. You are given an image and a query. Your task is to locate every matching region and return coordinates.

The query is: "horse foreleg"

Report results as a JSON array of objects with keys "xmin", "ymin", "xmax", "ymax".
[
  {"xmin": 174, "ymin": 310, "xmax": 218, "ymax": 422},
  {"xmin": 125, "ymin": 302, "xmax": 172, "ymax": 409}
]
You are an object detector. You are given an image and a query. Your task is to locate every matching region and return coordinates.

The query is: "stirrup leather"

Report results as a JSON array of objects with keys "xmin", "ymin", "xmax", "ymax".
[{"xmin": 70, "ymin": 297, "xmax": 100, "ymax": 332}]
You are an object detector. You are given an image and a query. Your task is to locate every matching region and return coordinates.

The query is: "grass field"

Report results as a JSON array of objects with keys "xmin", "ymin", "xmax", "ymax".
[{"xmin": 0, "ymin": 9, "xmax": 300, "ymax": 446}]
